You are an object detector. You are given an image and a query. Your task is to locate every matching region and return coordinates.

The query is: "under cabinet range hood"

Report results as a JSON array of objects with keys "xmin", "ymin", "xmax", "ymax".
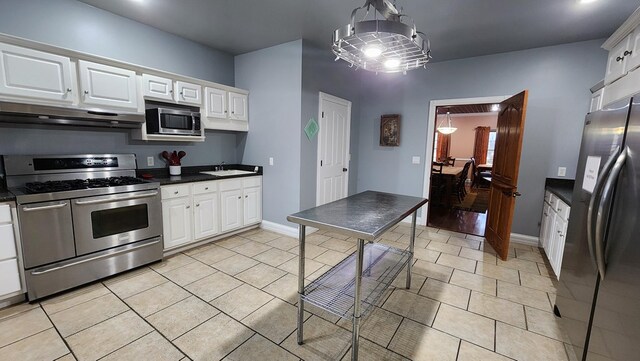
[{"xmin": 0, "ymin": 101, "xmax": 146, "ymax": 128}]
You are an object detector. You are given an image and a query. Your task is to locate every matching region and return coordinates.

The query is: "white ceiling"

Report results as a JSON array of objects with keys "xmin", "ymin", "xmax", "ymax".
[{"xmin": 77, "ymin": 0, "xmax": 638, "ymax": 61}]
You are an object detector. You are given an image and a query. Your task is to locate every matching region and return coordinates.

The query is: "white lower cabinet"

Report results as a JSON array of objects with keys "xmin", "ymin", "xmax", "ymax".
[
  {"xmin": 162, "ymin": 197, "xmax": 193, "ymax": 249},
  {"xmin": 539, "ymin": 191, "xmax": 570, "ymax": 279},
  {"xmin": 0, "ymin": 203, "xmax": 24, "ymax": 299},
  {"xmin": 161, "ymin": 177, "xmax": 261, "ymax": 250}
]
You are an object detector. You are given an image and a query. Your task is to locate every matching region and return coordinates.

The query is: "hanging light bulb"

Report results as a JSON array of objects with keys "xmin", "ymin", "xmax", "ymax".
[{"xmin": 437, "ymin": 112, "xmax": 458, "ymax": 134}]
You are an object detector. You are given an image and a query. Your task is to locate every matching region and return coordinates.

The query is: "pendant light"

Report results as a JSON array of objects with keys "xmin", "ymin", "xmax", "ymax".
[
  {"xmin": 332, "ymin": 0, "xmax": 431, "ymax": 74},
  {"xmin": 437, "ymin": 112, "xmax": 457, "ymax": 134}
]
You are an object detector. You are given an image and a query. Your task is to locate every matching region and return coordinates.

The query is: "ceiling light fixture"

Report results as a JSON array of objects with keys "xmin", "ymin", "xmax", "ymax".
[
  {"xmin": 437, "ymin": 112, "xmax": 457, "ymax": 134},
  {"xmin": 332, "ymin": 0, "xmax": 431, "ymax": 73},
  {"xmin": 578, "ymin": 0, "xmax": 599, "ymax": 4}
]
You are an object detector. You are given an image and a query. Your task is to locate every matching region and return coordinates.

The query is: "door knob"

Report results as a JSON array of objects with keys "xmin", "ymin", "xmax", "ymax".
[
  {"xmin": 343, "ymin": 168, "xmax": 348, "ymax": 172},
  {"xmin": 513, "ymin": 192, "xmax": 522, "ymax": 197}
]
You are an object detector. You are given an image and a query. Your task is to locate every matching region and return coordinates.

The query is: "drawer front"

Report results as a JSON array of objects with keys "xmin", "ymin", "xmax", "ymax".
[
  {"xmin": 0, "ymin": 259, "xmax": 21, "ymax": 296},
  {"xmin": 219, "ymin": 179, "xmax": 242, "ymax": 192},
  {"xmin": 544, "ymin": 191, "xmax": 552, "ymax": 205},
  {"xmin": 549, "ymin": 193, "xmax": 559, "ymax": 210},
  {"xmin": 192, "ymin": 181, "xmax": 218, "ymax": 195},
  {"xmin": 161, "ymin": 184, "xmax": 191, "ymax": 200},
  {"xmin": 242, "ymin": 176, "xmax": 262, "ymax": 188},
  {"xmin": 0, "ymin": 224, "xmax": 16, "ymax": 260},
  {"xmin": 0, "ymin": 204, "xmax": 11, "ymax": 223},
  {"xmin": 556, "ymin": 201, "xmax": 570, "ymax": 221}
]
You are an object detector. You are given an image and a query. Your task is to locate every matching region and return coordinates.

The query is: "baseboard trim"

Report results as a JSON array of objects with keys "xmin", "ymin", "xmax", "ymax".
[
  {"xmin": 260, "ymin": 220, "xmax": 316, "ymax": 238},
  {"xmin": 510, "ymin": 233, "xmax": 540, "ymax": 247}
]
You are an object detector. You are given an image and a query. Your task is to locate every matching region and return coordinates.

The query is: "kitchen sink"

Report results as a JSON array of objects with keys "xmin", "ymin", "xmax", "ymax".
[{"xmin": 200, "ymin": 170, "xmax": 256, "ymax": 177}]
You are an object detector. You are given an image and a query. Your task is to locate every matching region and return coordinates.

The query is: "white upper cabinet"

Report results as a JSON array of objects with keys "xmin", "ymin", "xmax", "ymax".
[
  {"xmin": 625, "ymin": 30, "xmax": 640, "ymax": 73},
  {"xmin": 175, "ymin": 81, "xmax": 201, "ymax": 105},
  {"xmin": 205, "ymin": 87, "xmax": 227, "ymax": 119},
  {"xmin": 0, "ymin": 43, "xmax": 75, "ymax": 103},
  {"xmin": 142, "ymin": 74, "xmax": 173, "ymax": 101},
  {"xmin": 78, "ymin": 60, "xmax": 138, "ymax": 111},
  {"xmin": 228, "ymin": 92, "xmax": 248, "ymax": 121},
  {"xmin": 605, "ymin": 34, "xmax": 631, "ymax": 85}
]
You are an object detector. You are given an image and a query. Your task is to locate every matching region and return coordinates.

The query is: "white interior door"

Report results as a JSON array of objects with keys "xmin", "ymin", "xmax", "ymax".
[{"xmin": 317, "ymin": 92, "xmax": 351, "ymax": 206}]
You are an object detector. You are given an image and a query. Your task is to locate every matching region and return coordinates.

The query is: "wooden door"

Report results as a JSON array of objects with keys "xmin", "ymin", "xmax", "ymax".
[
  {"xmin": 317, "ymin": 93, "xmax": 351, "ymax": 206},
  {"xmin": 485, "ymin": 91, "xmax": 528, "ymax": 260}
]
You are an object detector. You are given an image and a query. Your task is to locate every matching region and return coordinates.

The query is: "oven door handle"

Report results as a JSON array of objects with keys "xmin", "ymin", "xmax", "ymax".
[
  {"xmin": 22, "ymin": 202, "xmax": 68, "ymax": 212},
  {"xmin": 74, "ymin": 190, "xmax": 159, "ymax": 205},
  {"xmin": 30, "ymin": 238, "xmax": 161, "ymax": 275}
]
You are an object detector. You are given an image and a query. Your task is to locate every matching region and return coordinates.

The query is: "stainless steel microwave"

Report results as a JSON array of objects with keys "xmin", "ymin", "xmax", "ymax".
[{"xmin": 145, "ymin": 107, "xmax": 202, "ymax": 136}]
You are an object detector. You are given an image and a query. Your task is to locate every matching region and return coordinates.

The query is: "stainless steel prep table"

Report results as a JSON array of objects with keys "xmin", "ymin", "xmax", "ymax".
[{"xmin": 287, "ymin": 191, "xmax": 428, "ymax": 360}]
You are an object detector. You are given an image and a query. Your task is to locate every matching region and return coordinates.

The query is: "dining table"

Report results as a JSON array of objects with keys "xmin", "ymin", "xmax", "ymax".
[{"xmin": 434, "ymin": 166, "xmax": 464, "ymax": 207}]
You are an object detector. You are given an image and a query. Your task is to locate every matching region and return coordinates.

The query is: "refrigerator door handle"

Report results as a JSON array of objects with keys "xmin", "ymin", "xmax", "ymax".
[
  {"xmin": 587, "ymin": 146, "xmax": 620, "ymax": 270},
  {"xmin": 594, "ymin": 147, "xmax": 627, "ymax": 280}
]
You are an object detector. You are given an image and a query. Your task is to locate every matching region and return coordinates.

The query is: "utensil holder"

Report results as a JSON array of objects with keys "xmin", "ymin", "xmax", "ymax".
[{"xmin": 169, "ymin": 166, "xmax": 181, "ymax": 176}]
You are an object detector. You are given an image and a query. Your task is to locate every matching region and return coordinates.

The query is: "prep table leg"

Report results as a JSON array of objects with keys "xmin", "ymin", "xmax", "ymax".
[
  {"xmin": 351, "ymin": 238, "xmax": 365, "ymax": 361},
  {"xmin": 406, "ymin": 211, "xmax": 417, "ymax": 289},
  {"xmin": 297, "ymin": 225, "xmax": 306, "ymax": 345}
]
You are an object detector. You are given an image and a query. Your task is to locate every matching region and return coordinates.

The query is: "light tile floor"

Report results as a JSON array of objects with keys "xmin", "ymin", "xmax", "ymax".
[{"xmin": 0, "ymin": 225, "xmax": 573, "ymax": 361}]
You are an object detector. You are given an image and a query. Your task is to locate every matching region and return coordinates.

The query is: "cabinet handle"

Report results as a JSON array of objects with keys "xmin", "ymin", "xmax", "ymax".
[
  {"xmin": 245, "ymin": 195, "xmax": 248, "ymax": 198},
  {"xmin": 196, "ymin": 204, "xmax": 200, "ymax": 207},
  {"xmin": 205, "ymin": 187, "xmax": 209, "ymax": 190},
  {"xmin": 169, "ymin": 90, "xmax": 173, "ymax": 93},
  {"xmin": 624, "ymin": 50, "xmax": 633, "ymax": 56},
  {"xmin": 180, "ymin": 91, "xmax": 184, "ymax": 95},
  {"xmin": 66, "ymin": 88, "xmax": 72, "ymax": 93},
  {"xmin": 174, "ymin": 191, "xmax": 179, "ymax": 195},
  {"xmin": 237, "ymin": 196, "xmax": 241, "ymax": 199},
  {"xmin": 84, "ymin": 90, "xmax": 89, "ymax": 94},
  {"xmin": 616, "ymin": 56, "xmax": 625, "ymax": 62},
  {"xmin": 543, "ymin": 213, "xmax": 548, "ymax": 216},
  {"xmin": 186, "ymin": 205, "xmax": 190, "ymax": 209}
]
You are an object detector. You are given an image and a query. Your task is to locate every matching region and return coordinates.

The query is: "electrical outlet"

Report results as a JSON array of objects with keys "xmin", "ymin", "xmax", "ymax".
[
  {"xmin": 147, "ymin": 156, "xmax": 154, "ymax": 167},
  {"xmin": 269, "ymin": 157, "xmax": 274, "ymax": 166},
  {"xmin": 558, "ymin": 167, "xmax": 566, "ymax": 177},
  {"xmin": 412, "ymin": 156, "xmax": 421, "ymax": 164}
]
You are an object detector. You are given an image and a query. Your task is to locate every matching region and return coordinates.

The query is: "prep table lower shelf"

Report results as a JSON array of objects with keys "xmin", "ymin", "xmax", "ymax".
[{"xmin": 302, "ymin": 242, "xmax": 411, "ymax": 319}]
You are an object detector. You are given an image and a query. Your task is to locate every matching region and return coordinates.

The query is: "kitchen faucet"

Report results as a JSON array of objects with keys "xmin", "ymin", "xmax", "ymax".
[{"xmin": 220, "ymin": 161, "xmax": 225, "ymax": 171}]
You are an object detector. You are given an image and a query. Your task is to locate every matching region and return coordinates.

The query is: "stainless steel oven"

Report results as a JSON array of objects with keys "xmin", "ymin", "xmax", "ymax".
[
  {"xmin": 72, "ymin": 189, "xmax": 162, "ymax": 255},
  {"xmin": 146, "ymin": 107, "xmax": 202, "ymax": 136}
]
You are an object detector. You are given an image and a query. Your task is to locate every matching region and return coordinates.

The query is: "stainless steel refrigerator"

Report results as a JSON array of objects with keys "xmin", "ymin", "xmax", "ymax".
[{"xmin": 556, "ymin": 95, "xmax": 640, "ymax": 361}]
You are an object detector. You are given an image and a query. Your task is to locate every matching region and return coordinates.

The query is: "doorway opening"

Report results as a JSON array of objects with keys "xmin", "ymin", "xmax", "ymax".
[
  {"xmin": 421, "ymin": 96, "xmax": 508, "ymax": 236},
  {"xmin": 427, "ymin": 105, "xmax": 499, "ymax": 236}
]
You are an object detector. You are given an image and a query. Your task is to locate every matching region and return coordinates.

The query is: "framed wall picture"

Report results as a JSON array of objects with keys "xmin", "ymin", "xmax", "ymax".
[{"xmin": 380, "ymin": 114, "xmax": 400, "ymax": 146}]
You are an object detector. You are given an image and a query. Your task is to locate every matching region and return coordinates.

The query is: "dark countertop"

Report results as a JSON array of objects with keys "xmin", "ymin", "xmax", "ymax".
[
  {"xmin": 137, "ymin": 164, "xmax": 263, "ymax": 186},
  {"xmin": 0, "ymin": 189, "xmax": 15, "ymax": 202},
  {"xmin": 288, "ymin": 191, "xmax": 428, "ymax": 241},
  {"xmin": 545, "ymin": 178, "xmax": 574, "ymax": 206}
]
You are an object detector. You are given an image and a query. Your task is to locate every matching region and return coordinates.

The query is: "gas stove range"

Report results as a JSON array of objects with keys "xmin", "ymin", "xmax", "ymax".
[
  {"xmin": 4, "ymin": 155, "xmax": 159, "ymax": 204},
  {"xmin": 2, "ymin": 154, "xmax": 163, "ymax": 300}
]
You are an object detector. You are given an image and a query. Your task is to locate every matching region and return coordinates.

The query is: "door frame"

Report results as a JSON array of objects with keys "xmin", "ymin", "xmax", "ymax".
[
  {"xmin": 419, "ymin": 95, "xmax": 510, "ymax": 226},
  {"xmin": 316, "ymin": 92, "xmax": 352, "ymax": 206}
]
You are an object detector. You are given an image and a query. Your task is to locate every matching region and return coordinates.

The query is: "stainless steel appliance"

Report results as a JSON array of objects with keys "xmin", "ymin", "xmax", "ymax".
[
  {"xmin": 0, "ymin": 100, "xmax": 145, "ymax": 128},
  {"xmin": 556, "ymin": 96, "xmax": 640, "ymax": 360},
  {"xmin": 145, "ymin": 107, "xmax": 202, "ymax": 136},
  {"xmin": 3, "ymin": 154, "xmax": 163, "ymax": 301}
]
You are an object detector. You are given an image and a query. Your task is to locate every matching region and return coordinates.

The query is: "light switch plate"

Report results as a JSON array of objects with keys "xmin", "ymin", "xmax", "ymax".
[
  {"xmin": 558, "ymin": 167, "xmax": 566, "ymax": 177},
  {"xmin": 269, "ymin": 157, "xmax": 274, "ymax": 166},
  {"xmin": 147, "ymin": 156, "xmax": 154, "ymax": 167},
  {"xmin": 412, "ymin": 156, "xmax": 421, "ymax": 164}
]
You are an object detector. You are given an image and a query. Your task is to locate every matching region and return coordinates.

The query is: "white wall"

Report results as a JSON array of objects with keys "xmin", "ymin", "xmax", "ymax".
[{"xmin": 355, "ymin": 39, "xmax": 607, "ymax": 237}]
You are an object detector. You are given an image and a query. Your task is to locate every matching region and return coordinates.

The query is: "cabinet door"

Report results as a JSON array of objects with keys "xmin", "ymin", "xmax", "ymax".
[
  {"xmin": 162, "ymin": 197, "xmax": 193, "ymax": 249},
  {"xmin": 243, "ymin": 186, "xmax": 262, "ymax": 225},
  {"xmin": 228, "ymin": 92, "xmax": 248, "ymax": 121},
  {"xmin": 0, "ymin": 43, "xmax": 74, "ymax": 103},
  {"xmin": 554, "ymin": 219, "xmax": 568, "ymax": 279},
  {"xmin": 205, "ymin": 87, "xmax": 227, "ymax": 119},
  {"xmin": 605, "ymin": 35, "xmax": 631, "ymax": 85},
  {"xmin": 175, "ymin": 81, "xmax": 202, "ymax": 105},
  {"xmin": 220, "ymin": 189, "xmax": 243, "ymax": 232},
  {"xmin": 0, "ymin": 224, "xmax": 17, "ymax": 261},
  {"xmin": 0, "ymin": 259, "xmax": 21, "ymax": 296},
  {"xmin": 544, "ymin": 211, "xmax": 558, "ymax": 261},
  {"xmin": 590, "ymin": 88, "xmax": 603, "ymax": 113},
  {"xmin": 540, "ymin": 204, "xmax": 551, "ymax": 253},
  {"xmin": 78, "ymin": 60, "xmax": 138, "ymax": 111},
  {"xmin": 625, "ymin": 30, "xmax": 640, "ymax": 73},
  {"xmin": 142, "ymin": 74, "xmax": 173, "ymax": 101},
  {"xmin": 193, "ymin": 193, "xmax": 219, "ymax": 240}
]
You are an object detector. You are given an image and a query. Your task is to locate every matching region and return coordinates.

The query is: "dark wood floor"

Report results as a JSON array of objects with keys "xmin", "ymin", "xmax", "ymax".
[{"xmin": 427, "ymin": 205, "xmax": 487, "ymax": 237}]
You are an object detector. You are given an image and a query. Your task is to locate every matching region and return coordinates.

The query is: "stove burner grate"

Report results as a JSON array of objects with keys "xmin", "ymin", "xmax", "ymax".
[{"xmin": 25, "ymin": 177, "xmax": 147, "ymax": 194}]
